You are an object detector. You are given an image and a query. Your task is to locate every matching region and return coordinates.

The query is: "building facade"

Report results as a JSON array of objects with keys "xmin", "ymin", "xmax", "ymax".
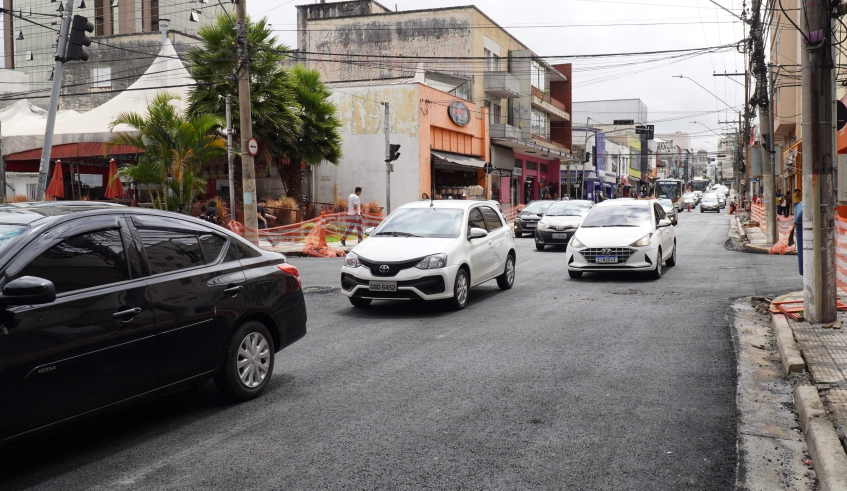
[
  {"xmin": 295, "ymin": 0, "xmax": 572, "ymax": 206},
  {"xmin": 2, "ymin": 0, "xmax": 231, "ymax": 97}
]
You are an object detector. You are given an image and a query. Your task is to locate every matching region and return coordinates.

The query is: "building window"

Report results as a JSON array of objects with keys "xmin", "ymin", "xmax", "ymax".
[
  {"xmin": 92, "ymin": 67, "xmax": 111, "ymax": 88},
  {"xmin": 491, "ymin": 103, "xmax": 501, "ymax": 124},
  {"xmin": 484, "ymin": 49, "xmax": 500, "ymax": 72},
  {"xmin": 449, "ymin": 81, "xmax": 470, "ymax": 101},
  {"xmin": 515, "ymin": 159, "xmax": 522, "ymax": 169},
  {"xmin": 540, "ymin": 163, "xmax": 548, "ymax": 173},
  {"xmin": 26, "ymin": 183, "xmax": 36, "ymax": 201},
  {"xmin": 531, "ymin": 108, "xmax": 549, "ymax": 139},
  {"xmin": 526, "ymin": 161, "xmax": 537, "ymax": 171},
  {"xmin": 531, "ymin": 59, "xmax": 547, "ymax": 91}
]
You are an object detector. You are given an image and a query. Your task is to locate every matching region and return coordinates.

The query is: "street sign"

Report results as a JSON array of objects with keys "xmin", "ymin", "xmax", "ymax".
[
  {"xmin": 741, "ymin": 179, "xmax": 746, "ymax": 185},
  {"xmin": 838, "ymin": 100, "xmax": 847, "ymax": 130},
  {"xmin": 247, "ymin": 138, "xmax": 259, "ymax": 157},
  {"xmin": 483, "ymin": 162, "xmax": 494, "ymax": 174},
  {"xmin": 613, "ymin": 119, "xmax": 634, "ymax": 125}
]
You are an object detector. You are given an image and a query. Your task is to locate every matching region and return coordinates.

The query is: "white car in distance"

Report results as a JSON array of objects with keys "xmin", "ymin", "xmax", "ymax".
[
  {"xmin": 565, "ymin": 199, "xmax": 677, "ymax": 279},
  {"xmin": 341, "ymin": 201, "xmax": 516, "ymax": 310}
]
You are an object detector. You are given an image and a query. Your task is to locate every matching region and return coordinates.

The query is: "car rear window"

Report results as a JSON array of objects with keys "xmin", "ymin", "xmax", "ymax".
[
  {"xmin": 137, "ymin": 228, "xmax": 205, "ymax": 275},
  {"xmin": 198, "ymin": 233, "xmax": 227, "ymax": 263}
]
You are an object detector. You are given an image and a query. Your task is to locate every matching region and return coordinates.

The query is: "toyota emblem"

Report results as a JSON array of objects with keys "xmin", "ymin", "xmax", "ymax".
[{"xmin": 379, "ymin": 265, "xmax": 390, "ymax": 273}]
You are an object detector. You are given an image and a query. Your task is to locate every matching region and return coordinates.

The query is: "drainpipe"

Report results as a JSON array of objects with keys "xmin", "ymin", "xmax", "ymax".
[{"xmin": 160, "ymin": 18, "xmax": 170, "ymax": 46}]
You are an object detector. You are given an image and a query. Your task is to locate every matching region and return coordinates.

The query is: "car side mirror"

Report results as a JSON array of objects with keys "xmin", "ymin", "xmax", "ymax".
[
  {"xmin": 364, "ymin": 227, "xmax": 374, "ymax": 236},
  {"xmin": 468, "ymin": 227, "xmax": 488, "ymax": 239},
  {"xmin": 0, "ymin": 276, "xmax": 56, "ymax": 306},
  {"xmin": 658, "ymin": 218, "xmax": 672, "ymax": 228}
]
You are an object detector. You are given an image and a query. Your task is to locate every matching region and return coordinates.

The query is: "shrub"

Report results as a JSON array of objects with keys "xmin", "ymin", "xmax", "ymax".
[
  {"xmin": 364, "ymin": 200, "xmax": 382, "ymax": 215},
  {"xmin": 332, "ymin": 199, "xmax": 348, "ymax": 214},
  {"xmin": 10, "ymin": 195, "xmax": 30, "ymax": 203}
]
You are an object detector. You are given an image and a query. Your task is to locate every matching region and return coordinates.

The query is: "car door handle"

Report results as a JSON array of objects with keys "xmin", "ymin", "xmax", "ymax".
[
  {"xmin": 112, "ymin": 307, "xmax": 142, "ymax": 319},
  {"xmin": 224, "ymin": 285, "xmax": 244, "ymax": 295}
]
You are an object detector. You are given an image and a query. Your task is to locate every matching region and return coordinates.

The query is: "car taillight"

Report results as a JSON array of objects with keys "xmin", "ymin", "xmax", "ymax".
[{"xmin": 277, "ymin": 263, "xmax": 301, "ymax": 288}]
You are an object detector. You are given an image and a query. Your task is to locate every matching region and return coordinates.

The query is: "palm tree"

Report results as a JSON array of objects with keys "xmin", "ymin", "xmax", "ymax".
[
  {"xmin": 104, "ymin": 93, "xmax": 227, "ymax": 209},
  {"xmin": 186, "ymin": 15, "xmax": 300, "ymax": 167},
  {"xmin": 275, "ymin": 65, "xmax": 343, "ymax": 200}
]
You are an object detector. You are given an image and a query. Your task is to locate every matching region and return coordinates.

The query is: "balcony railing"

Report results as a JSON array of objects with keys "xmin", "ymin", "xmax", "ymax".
[
  {"xmin": 484, "ymin": 71, "xmax": 521, "ymax": 99},
  {"xmin": 490, "ymin": 123, "xmax": 521, "ymax": 140}
]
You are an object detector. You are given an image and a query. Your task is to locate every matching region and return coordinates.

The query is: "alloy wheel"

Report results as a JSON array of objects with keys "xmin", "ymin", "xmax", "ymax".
[
  {"xmin": 506, "ymin": 257, "xmax": 515, "ymax": 286},
  {"xmin": 237, "ymin": 332, "xmax": 271, "ymax": 388},
  {"xmin": 456, "ymin": 271, "xmax": 468, "ymax": 306}
]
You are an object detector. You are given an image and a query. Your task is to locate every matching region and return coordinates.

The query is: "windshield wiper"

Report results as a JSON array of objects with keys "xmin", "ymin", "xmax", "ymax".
[{"xmin": 375, "ymin": 231, "xmax": 422, "ymax": 237}]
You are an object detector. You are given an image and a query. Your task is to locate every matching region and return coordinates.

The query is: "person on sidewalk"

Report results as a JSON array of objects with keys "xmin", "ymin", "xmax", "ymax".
[
  {"xmin": 257, "ymin": 198, "xmax": 277, "ymax": 246},
  {"xmin": 794, "ymin": 199, "xmax": 803, "ymax": 276},
  {"xmin": 341, "ymin": 187, "xmax": 363, "ymax": 247},
  {"xmin": 175, "ymin": 203, "xmax": 188, "ymax": 215}
]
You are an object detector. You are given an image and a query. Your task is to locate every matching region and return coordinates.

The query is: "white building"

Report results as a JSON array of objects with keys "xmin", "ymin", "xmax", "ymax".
[{"xmin": 572, "ymin": 99, "xmax": 647, "ymax": 125}]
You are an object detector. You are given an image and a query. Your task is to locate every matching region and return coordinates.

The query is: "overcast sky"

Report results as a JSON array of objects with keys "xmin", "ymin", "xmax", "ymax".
[{"xmin": 247, "ymin": 0, "xmax": 746, "ymax": 152}]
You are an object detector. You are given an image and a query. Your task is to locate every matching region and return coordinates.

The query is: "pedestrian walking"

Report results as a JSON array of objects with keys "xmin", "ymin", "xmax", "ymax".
[
  {"xmin": 175, "ymin": 203, "xmax": 188, "ymax": 215},
  {"xmin": 341, "ymin": 186, "xmax": 363, "ymax": 246},
  {"xmin": 257, "ymin": 198, "xmax": 277, "ymax": 246},
  {"xmin": 205, "ymin": 199, "xmax": 219, "ymax": 225},
  {"xmin": 794, "ymin": 199, "xmax": 803, "ymax": 276}
]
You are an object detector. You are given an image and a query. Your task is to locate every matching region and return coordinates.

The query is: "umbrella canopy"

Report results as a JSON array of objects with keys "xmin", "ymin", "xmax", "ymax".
[
  {"xmin": 45, "ymin": 160, "xmax": 64, "ymax": 200},
  {"xmin": 104, "ymin": 159, "xmax": 125, "ymax": 199}
]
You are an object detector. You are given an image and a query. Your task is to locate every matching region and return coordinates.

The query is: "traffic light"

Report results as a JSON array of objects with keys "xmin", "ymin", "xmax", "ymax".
[
  {"xmin": 66, "ymin": 15, "xmax": 94, "ymax": 62},
  {"xmin": 584, "ymin": 151, "xmax": 591, "ymax": 164},
  {"xmin": 387, "ymin": 144, "xmax": 401, "ymax": 162}
]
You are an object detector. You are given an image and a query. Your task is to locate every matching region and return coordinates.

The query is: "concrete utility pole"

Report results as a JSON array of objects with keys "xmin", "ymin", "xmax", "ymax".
[
  {"xmin": 35, "ymin": 0, "xmax": 74, "ymax": 201},
  {"xmin": 225, "ymin": 95, "xmax": 235, "ymax": 218},
  {"xmin": 384, "ymin": 102, "xmax": 391, "ymax": 214},
  {"xmin": 749, "ymin": 0, "xmax": 776, "ymax": 241},
  {"xmin": 766, "ymin": 64, "xmax": 777, "ymax": 243},
  {"xmin": 235, "ymin": 0, "xmax": 258, "ymax": 244},
  {"xmin": 800, "ymin": 0, "xmax": 837, "ymax": 323},
  {"xmin": 0, "ymin": 121, "xmax": 5, "ymax": 203}
]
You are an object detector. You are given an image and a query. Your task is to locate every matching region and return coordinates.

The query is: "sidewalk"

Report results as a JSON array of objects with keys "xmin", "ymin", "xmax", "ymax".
[
  {"xmin": 258, "ymin": 239, "xmax": 355, "ymax": 257},
  {"xmin": 771, "ymin": 292, "xmax": 847, "ymax": 489},
  {"xmin": 732, "ymin": 214, "xmax": 797, "ymax": 255}
]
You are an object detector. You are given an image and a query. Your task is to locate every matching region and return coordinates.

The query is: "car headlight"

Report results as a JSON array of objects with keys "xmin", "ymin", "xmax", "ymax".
[
  {"xmin": 570, "ymin": 235, "xmax": 585, "ymax": 248},
  {"xmin": 344, "ymin": 252, "xmax": 361, "ymax": 268},
  {"xmin": 630, "ymin": 233, "xmax": 653, "ymax": 247},
  {"xmin": 416, "ymin": 253, "xmax": 447, "ymax": 269},
  {"xmin": 537, "ymin": 223, "xmax": 550, "ymax": 231}
]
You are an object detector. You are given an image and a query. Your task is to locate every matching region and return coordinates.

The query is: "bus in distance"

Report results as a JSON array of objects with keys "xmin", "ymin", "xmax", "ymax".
[
  {"xmin": 689, "ymin": 178, "xmax": 710, "ymax": 193},
  {"xmin": 654, "ymin": 179, "xmax": 684, "ymax": 210}
]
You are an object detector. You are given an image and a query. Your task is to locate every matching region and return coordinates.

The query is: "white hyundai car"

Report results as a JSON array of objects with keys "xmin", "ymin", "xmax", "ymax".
[
  {"xmin": 341, "ymin": 201, "xmax": 516, "ymax": 309},
  {"xmin": 565, "ymin": 199, "xmax": 677, "ymax": 279}
]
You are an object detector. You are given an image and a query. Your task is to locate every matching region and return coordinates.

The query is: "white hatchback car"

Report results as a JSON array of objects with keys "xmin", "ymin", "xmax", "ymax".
[
  {"xmin": 565, "ymin": 199, "xmax": 677, "ymax": 279},
  {"xmin": 341, "ymin": 201, "xmax": 516, "ymax": 309}
]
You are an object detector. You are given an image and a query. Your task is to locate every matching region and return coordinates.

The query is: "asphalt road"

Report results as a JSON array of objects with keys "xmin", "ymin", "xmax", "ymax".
[{"xmin": 0, "ymin": 207, "xmax": 803, "ymax": 490}]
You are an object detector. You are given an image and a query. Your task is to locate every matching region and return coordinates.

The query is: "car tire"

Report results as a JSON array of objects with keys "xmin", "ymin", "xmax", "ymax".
[
  {"xmin": 649, "ymin": 248, "xmax": 663, "ymax": 279},
  {"xmin": 214, "ymin": 321, "xmax": 275, "ymax": 402},
  {"xmin": 448, "ymin": 268, "xmax": 470, "ymax": 310},
  {"xmin": 535, "ymin": 242, "xmax": 545, "ymax": 251},
  {"xmin": 568, "ymin": 270, "xmax": 583, "ymax": 279},
  {"xmin": 700, "ymin": 208, "xmax": 704, "ymax": 213},
  {"xmin": 515, "ymin": 231, "xmax": 523, "ymax": 238},
  {"xmin": 497, "ymin": 254, "xmax": 516, "ymax": 290},
  {"xmin": 349, "ymin": 297, "xmax": 372, "ymax": 308},
  {"xmin": 666, "ymin": 241, "xmax": 677, "ymax": 266}
]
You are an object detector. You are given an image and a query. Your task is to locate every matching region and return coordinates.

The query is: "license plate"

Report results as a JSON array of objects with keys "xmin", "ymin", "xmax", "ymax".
[
  {"xmin": 552, "ymin": 233, "xmax": 568, "ymax": 239},
  {"xmin": 369, "ymin": 281, "xmax": 397, "ymax": 291},
  {"xmin": 596, "ymin": 255, "xmax": 618, "ymax": 264},
  {"xmin": 526, "ymin": 223, "xmax": 536, "ymax": 228}
]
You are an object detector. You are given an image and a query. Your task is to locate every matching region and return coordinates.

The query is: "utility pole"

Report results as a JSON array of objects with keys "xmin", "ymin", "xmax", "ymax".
[
  {"xmin": 384, "ymin": 102, "xmax": 391, "ymax": 214},
  {"xmin": 225, "ymin": 95, "xmax": 234, "ymax": 218},
  {"xmin": 566, "ymin": 160, "xmax": 571, "ymax": 198},
  {"xmin": 0, "ymin": 121, "xmax": 5, "ymax": 203},
  {"xmin": 750, "ymin": 0, "xmax": 776, "ymax": 241},
  {"xmin": 35, "ymin": 0, "xmax": 74, "ymax": 201},
  {"xmin": 235, "ymin": 0, "xmax": 258, "ymax": 244},
  {"xmin": 766, "ymin": 64, "xmax": 777, "ymax": 243},
  {"xmin": 801, "ymin": 0, "xmax": 837, "ymax": 323}
]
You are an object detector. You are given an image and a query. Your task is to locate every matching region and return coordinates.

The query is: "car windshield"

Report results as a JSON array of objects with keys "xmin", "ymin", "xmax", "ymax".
[
  {"xmin": 683, "ymin": 193, "xmax": 694, "ymax": 199},
  {"xmin": 658, "ymin": 199, "xmax": 674, "ymax": 211},
  {"xmin": 655, "ymin": 182, "xmax": 682, "ymax": 200},
  {"xmin": 372, "ymin": 207, "xmax": 465, "ymax": 238},
  {"xmin": 703, "ymin": 194, "xmax": 718, "ymax": 202},
  {"xmin": 544, "ymin": 202, "xmax": 592, "ymax": 217},
  {"xmin": 522, "ymin": 201, "xmax": 554, "ymax": 214},
  {"xmin": 0, "ymin": 224, "xmax": 27, "ymax": 253},
  {"xmin": 581, "ymin": 205, "xmax": 653, "ymax": 228}
]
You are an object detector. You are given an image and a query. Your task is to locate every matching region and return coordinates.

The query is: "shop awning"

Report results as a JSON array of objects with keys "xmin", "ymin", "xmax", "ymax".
[{"xmin": 431, "ymin": 151, "xmax": 486, "ymax": 171}]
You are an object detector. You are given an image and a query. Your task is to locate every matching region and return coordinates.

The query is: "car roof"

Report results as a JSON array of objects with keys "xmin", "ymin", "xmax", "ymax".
[
  {"xmin": 594, "ymin": 199, "xmax": 655, "ymax": 208},
  {"xmin": 548, "ymin": 199, "xmax": 593, "ymax": 205},
  {"xmin": 399, "ymin": 200, "xmax": 490, "ymax": 210},
  {"xmin": 0, "ymin": 201, "xmax": 126, "ymax": 225}
]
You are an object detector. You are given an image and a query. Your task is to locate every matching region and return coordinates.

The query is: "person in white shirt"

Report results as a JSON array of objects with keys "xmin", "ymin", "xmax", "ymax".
[{"xmin": 341, "ymin": 187, "xmax": 363, "ymax": 246}]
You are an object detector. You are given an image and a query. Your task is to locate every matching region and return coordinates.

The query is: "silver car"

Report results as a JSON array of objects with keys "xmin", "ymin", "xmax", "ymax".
[{"xmin": 658, "ymin": 199, "xmax": 678, "ymax": 225}]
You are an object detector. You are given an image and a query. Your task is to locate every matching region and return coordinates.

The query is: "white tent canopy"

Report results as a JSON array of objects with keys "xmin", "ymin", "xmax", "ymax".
[{"xmin": 1, "ymin": 39, "xmax": 193, "ymax": 157}]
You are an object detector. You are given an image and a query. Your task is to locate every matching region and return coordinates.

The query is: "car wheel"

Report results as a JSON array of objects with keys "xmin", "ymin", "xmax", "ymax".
[
  {"xmin": 535, "ymin": 242, "xmax": 545, "ymax": 251},
  {"xmin": 515, "ymin": 231, "xmax": 523, "ymax": 238},
  {"xmin": 214, "ymin": 321, "xmax": 275, "ymax": 402},
  {"xmin": 568, "ymin": 270, "xmax": 583, "ymax": 279},
  {"xmin": 497, "ymin": 254, "xmax": 516, "ymax": 290},
  {"xmin": 349, "ymin": 297, "xmax": 372, "ymax": 308},
  {"xmin": 448, "ymin": 268, "xmax": 470, "ymax": 310},
  {"xmin": 649, "ymin": 248, "xmax": 663, "ymax": 279},
  {"xmin": 666, "ymin": 242, "xmax": 677, "ymax": 266}
]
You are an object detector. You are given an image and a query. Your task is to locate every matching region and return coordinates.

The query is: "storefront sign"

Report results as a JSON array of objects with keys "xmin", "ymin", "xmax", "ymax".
[
  {"xmin": 448, "ymin": 101, "xmax": 471, "ymax": 126},
  {"xmin": 514, "ymin": 167, "xmax": 523, "ymax": 176}
]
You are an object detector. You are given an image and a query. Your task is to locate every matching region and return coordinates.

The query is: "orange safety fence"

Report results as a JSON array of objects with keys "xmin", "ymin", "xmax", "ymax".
[
  {"xmin": 747, "ymin": 204, "xmax": 798, "ymax": 255},
  {"xmin": 837, "ymin": 216, "xmax": 847, "ymax": 290}
]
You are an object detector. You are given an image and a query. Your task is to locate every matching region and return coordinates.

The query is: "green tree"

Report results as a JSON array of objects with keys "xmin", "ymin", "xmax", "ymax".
[
  {"xmin": 185, "ymin": 15, "xmax": 300, "ymax": 167},
  {"xmin": 104, "ymin": 93, "xmax": 226, "ymax": 209},
  {"xmin": 275, "ymin": 65, "xmax": 343, "ymax": 199}
]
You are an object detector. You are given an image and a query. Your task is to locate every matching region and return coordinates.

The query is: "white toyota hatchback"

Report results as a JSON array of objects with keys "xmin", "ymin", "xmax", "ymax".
[
  {"xmin": 341, "ymin": 200, "xmax": 516, "ymax": 309},
  {"xmin": 565, "ymin": 199, "xmax": 677, "ymax": 279}
]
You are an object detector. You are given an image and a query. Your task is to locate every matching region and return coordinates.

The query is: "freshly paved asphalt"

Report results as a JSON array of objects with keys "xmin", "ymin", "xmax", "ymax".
[{"xmin": 0, "ymin": 208, "xmax": 803, "ymax": 490}]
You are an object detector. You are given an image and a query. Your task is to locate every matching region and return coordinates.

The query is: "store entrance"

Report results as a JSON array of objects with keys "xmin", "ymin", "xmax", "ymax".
[
  {"xmin": 523, "ymin": 178, "xmax": 533, "ymax": 204},
  {"xmin": 433, "ymin": 167, "xmax": 484, "ymax": 200}
]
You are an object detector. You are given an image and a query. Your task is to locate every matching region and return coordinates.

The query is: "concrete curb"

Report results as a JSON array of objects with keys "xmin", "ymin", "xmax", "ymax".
[
  {"xmin": 795, "ymin": 386, "xmax": 847, "ymax": 491},
  {"xmin": 734, "ymin": 216, "xmax": 748, "ymax": 242},
  {"xmin": 771, "ymin": 314, "xmax": 806, "ymax": 374},
  {"xmin": 742, "ymin": 243, "xmax": 771, "ymax": 254}
]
